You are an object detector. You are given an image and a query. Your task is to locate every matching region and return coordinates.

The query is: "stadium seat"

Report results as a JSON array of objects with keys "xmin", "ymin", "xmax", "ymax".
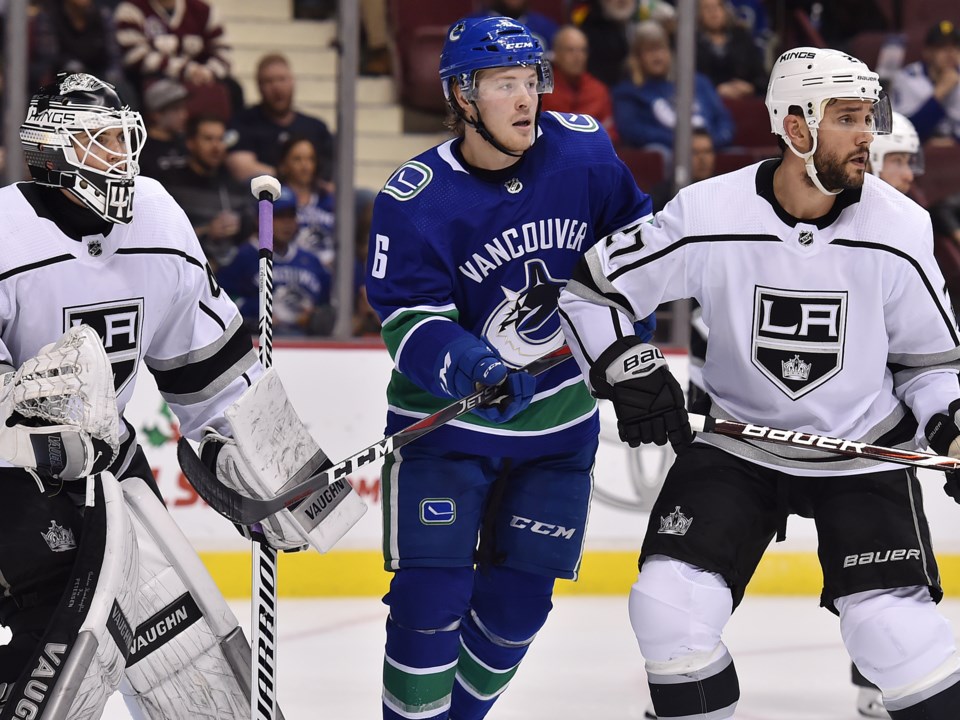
[
  {"xmin": 723, "ymin": 95, "xmax": 775, "ymax": 148},
  {"xmin": 714, "ymin": 147, "xmax": 778, "ymax": 175},
  {"xmin": 848, "ymin": 31, "xmax": 888, "ymax": 70},
  {"xmin": 396, "ymin": 25, "xmax": 449, "ymax": 114},
  {"xmin": 614, "ymin": 147, "xmax": 666, "ymax": 191},
  {"xmin": 916, "ymin": 144, "xmax": 960, "ymax": 207},
  {"xmin": 387, "ymin": 0, "xmax": 474, "ymax": 34},
  {"xmin": 527, "ymin": 0, "xmax": 568, "ymax": 23}
]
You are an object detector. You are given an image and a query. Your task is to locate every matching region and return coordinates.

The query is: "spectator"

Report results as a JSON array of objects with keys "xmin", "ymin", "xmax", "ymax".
[
  {"xmin": 113, "ymin": 0, "xmax": 234, "ymax": 118},
  {"xmin": 892, "ymin": 20, "xmax": 960, "ymax": 145},
  {"xmin": 31, "ymin": 0, "xmax": 126, "ymax": 91},
  {"xmin": 476, "ymin": 0, "xmax": 559, "ymax": 49},
  {"xmin": 276, "ymin": 136, "xmax": 336, "ymax": 270},
  {"xmin": 695, "ymin": 0, "xmax": 766, "ymax": 98},
  {"xmin": 217, "ymin": 186, "xmax": 334, "ymax": 337},
  {"xmin": 137, "ymin": 78, "xmax": 189, "ymax": 178},
  {"xmin": 226, "ymin": 53, "xmax": 334, "ymax": 184},
  {"xmin": 164, "ymin": 114, "xmax": 253, "ymax": 269},
  {"xmin": 613, "ymin": 20, "xmax": 734, "ymax": 153},
  {"xmin": 541, "ymin": 25, "xmax": 617, "ymax": 139},
  {"xmin": 359, "ymin": 0, "xmax": 391, "ymax": 76},
  {"xmin": 649, "ymin": 127, "xmax": 716, "ymax": 211},
  {"xmin": 573, "ymin": 0, "xmax": 636, "ymax": 87}
]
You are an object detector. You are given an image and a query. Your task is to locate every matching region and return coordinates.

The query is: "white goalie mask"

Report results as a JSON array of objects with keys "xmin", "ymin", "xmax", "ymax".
[
  {"xmin": 766, "ymin": 48, "xmax": 893, "ymax": 195},
  {"xmin": 869, "ymin": 111, "xmax": 924, "ymax": 176},
  {"xmin": 20, "ymin": 73, "xmax": 146, "ymax": 224}
]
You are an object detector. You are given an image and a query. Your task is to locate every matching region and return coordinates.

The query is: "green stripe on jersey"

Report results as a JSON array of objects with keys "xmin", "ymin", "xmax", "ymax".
[
  {"xmin": 382, "ymin": 656, "xmax": 457, "ymax": 715},
  {"xmin": 386, "ymin": 370, "xmax": 596, "ymax": 433},
  {"xmin": 381, "ymin": 308, "xmax": 459, "ymax": 358},
  {"xmin": 455, "ymin": 643, "xmax": 520, "ymax": 699}
]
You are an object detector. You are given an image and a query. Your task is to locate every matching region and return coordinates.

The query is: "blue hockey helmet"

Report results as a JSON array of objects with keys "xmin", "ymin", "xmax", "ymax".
[{"xmin": 439, "ymin": 16, "xmax": 553, "ymax": 104}]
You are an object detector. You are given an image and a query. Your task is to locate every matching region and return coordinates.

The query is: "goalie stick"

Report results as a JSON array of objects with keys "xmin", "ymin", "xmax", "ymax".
[
  {"xmin": 690, "ymin": 414, "xmax": 960, "ymax": 471},
  {"xmin": 177, "ymin": 343, "xmax": 574, "ymax": 525}
]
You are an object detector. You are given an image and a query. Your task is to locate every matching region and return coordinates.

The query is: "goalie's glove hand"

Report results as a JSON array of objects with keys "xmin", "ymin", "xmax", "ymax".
[
  {"xmin": 590, "ymin": 336, "xmax": 692, "ymax": 448},
  {"xmin": 437, "ymin": 336, "xmax": 535, "ymax": 423},
  {"xmin": 925, "ymin": 398, "xmax": 960, "ymax": 504},
  {"xmin": 199, "ymin": 431, "xmax": 308, "ymax": 551}
]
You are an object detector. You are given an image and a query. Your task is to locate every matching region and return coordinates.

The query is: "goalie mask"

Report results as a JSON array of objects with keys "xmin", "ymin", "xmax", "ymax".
[
  {"xmin": 20, "ymin": 73, "xmax": 146, "ymax": 224},
  {"xmin": 439, "ymin": 16, "xmax": 553, "ymax": 157},
  {"xmin": 766, "ymin": 48, "xmax": 893, "ymax": 195}
]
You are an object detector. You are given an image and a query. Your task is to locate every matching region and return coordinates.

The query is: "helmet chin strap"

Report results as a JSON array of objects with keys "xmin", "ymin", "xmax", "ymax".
[{"xmin": 785, "ymin": 129, "xmax": 841, "ymax": 196}]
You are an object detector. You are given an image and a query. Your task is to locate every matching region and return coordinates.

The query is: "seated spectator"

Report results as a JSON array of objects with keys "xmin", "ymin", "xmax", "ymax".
[
  {"xmin": 892, "ymin": 20, "xmax": 960, "ymax": 145},
  {"xmin": 217, "ymin": 186, "xmax": 334, "ymax": 337},
  {"xmin": 695, "ymin": 0, "xmax": 766, "ymax": 98},
  {"xmin": 31, "ymin": 0, "xmax": 127, "ymax": 92},
  {"xmin": 227, "ymin": 53, "xmax": 334, "ymax": 184},
  {"xmin": 541, "ymin": 25, "xmax": 617, "ymax": 139},
  {"xmin": 138, "ymin": 78, "xmax": 189, "ymax": 178},
  {"xmin": 476, "ymin": 0, "xmax": 559, "ymax": 49},
  {"xmin": 613, "ymin": 21, "xmax": 734, "ymax": 153},
  {"xmin": 163, "ymin": 115, "xmax": 253, "ymax": 269},
  {"xmin": 276, "ymin": 136, "xmax": 336, "ymax": 270},
  {"xmin": 572, "ymin": 0, "xmax": 636, "ymax": 87},
  {"xmin": 113, "ymin": 0, "xmax": 235, "ymax": 118},
  {"xmin": 649, "ymin": 128, "xmax": 717, "ymax": 212}
]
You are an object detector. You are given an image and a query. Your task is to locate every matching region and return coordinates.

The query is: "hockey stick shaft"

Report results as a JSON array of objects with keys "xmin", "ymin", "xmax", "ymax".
[
  {"xmin": 690, "ymin": 413, "xmax": 960, "ymax": 471},
  {"xmin": 251, "ymin": 176, "xmax": 281, "ymax": 720},
  {"xmin": 177, "ymin": 343, "xmax": 574, "ymax": 525}
]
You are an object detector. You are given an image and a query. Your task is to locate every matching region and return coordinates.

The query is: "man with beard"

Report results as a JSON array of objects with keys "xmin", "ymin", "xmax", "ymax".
[
  {"xmin": 559, "ymin": 47, "xmax": 960, "ymax": 719},
  {"xmin": 226, "ymin": 53, "xmax": 334, "ymax": 184}
]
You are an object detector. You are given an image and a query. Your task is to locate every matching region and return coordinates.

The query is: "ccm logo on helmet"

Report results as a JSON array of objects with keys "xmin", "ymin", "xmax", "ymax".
[
  {"xmin": 779, "ymin": 50, "xmax": 817, "ymax": 61},
  {"xmin": 843, "ymin": 548, "xmax": 920, "ymax": 567}
]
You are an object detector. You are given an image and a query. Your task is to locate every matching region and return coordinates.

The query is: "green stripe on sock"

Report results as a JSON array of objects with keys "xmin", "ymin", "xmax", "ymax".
[
  {"xmin": 455, "ymin": 644, "xmax": 520, "ymax": 699},
  {"xmin": 383, "ymin": 656, "xmax": 457, "ymax": 713}
]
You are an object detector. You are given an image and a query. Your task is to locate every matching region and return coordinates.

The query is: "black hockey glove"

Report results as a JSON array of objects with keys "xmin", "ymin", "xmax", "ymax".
[
  {"xmin": 589, "ymin": 336, "xmax": 692, "ymax": 448},
  {"xmin": 924, "ymin": 398, "xmax": 960, "ymax": 504}
]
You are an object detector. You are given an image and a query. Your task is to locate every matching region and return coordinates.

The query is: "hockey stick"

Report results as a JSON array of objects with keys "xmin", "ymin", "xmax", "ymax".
[
  {"xmin": 250, "ymin": 174, "xmax": 281, "ymax": 720},
  {"xmin": 690, "ymin": 413, "xmax": 960, "ymax": 471},
  {"xmin": 177, "ymin": 343, "xmax": 574, "ymax": 525}
]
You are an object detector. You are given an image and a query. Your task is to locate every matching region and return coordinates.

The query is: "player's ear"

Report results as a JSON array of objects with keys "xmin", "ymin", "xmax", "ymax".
[
  {"xmin": 783, "ymin": 114, "xmax": 812, "ymax": 154},
  {"xmin": 452, "ymin": 84, "xmax": 475, "ymax": 119}
]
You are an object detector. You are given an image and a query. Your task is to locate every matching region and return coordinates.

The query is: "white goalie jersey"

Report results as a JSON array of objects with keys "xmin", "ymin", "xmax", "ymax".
[
  {"xmin": 0, "ymin": 176, "xmax": 263, "ymax": 474},
  {"xmin": 559, "ymin": 159, "xmax": 960, "ymax": 475}
]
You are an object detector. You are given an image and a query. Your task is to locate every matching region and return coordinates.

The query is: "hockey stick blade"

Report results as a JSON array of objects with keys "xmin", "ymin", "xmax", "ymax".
[
  {"xmin": 690, "ymin": 413, "xmax": 960, "ymax": 471},
  {"xmin": 178, "ymin": 344, "xmax": 574, "ymax": 525}
]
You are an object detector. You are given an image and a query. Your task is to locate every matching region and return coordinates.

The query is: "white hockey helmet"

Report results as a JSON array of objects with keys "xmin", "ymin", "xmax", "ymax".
[
  {"xmin": 869, "ymin": 111, "xmax": 924, "ymax": 175},
  {"xmin": 766, "ymin": 48, "xmax": 893, "ymax": 194},
  {"xmin": 20, "ymin": 73, "xmax": 146, "ymax": 224}
]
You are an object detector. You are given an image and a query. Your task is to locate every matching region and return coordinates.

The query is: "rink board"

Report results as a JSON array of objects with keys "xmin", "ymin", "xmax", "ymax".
[{"xmin": 125, "ymin": 345, "xmax": 960, "ymax": 597}]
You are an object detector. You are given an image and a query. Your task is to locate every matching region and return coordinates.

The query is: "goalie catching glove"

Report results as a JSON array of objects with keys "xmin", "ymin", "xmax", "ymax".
[
  {"xmin": 199, "ymin": 368, "xmax": 366, "ymax": 552},
  {"xmin": 589, "ymin": 336, "xmax": 693, "ymax": 448},
  {"xmin": 436, "ymin": 335, "xmax": 535, "ymax": 423},
  {"xmin": 0, "ymin": 324, "xmax": 118, "ymax": 479},
  {"xmin": 925, "ymin": 398, "xmax": 960, "ymax": 504}
]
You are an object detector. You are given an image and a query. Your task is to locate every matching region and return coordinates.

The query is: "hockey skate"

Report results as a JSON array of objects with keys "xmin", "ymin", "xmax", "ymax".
[{"xmin": 857, "ymin": 686, "xmax": 890, "ymax": 718}]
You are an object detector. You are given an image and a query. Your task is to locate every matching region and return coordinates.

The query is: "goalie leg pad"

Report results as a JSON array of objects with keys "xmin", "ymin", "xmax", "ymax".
[
  {"xmin": 120, "ymin": 477, "xmax": 283, "ymax": 720},
  {"xmin": 0, "ymin": 472, "xmax": 139, "ymax": 720},
  {"xmin": 200, "ymin": 368, "xmax": 366, "ymax": 553}
]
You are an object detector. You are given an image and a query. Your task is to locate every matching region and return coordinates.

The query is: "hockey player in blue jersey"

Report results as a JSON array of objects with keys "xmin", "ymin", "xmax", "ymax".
[{"xmin": 366, "ymin": 16, "xmax": 656, "ymax": 720}]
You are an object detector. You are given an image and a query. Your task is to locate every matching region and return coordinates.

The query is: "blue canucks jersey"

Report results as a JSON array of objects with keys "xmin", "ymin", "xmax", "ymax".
[{"xmin": 367, "ymin": 112, "xmax": 653, "ymax": 456}]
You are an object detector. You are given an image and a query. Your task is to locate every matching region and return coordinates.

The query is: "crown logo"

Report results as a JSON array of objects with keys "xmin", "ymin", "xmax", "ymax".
[
  {"xmin": 781, "ymin": 354, "xmax": 812, "ymax": 381},
  {"xmin": 41, "ymin": 520, "xmax": 76, "ymax": 553},
  {"xmin": 658, "ymin": 506, "xmax": 692, "ymax": 536}
]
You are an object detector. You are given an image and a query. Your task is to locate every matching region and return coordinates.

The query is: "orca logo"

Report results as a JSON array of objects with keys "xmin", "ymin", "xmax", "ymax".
[
  {"xmin": 382, "ymin": 161, "xmax": 433, "ymax": 201},
  {"xmin": 752, "ymin": 286, "xmax": 847, "ymax": 399},
  {"xmin": 546, "ymin": 111, "xmax": 600, "ymax": 133},
  {"xmin": 482, "ymin": 258, "xmax": 566, "ymax": 367},
  {"xmin": 64, "ymin": 299, "xmax": 143, "ymax": 394}
]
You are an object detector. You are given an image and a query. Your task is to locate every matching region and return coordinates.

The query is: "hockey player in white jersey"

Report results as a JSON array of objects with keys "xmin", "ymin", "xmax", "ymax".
[
  {"xmin": 559, "ymin": 48, "xmax": 960, "ymax": 719},
  {"xmin": 0, "ymin": 73, "xmax": 334, "ymax": 720}
]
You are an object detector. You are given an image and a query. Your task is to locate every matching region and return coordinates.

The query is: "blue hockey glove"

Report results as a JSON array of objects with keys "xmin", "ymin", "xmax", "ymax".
[
  {"xmin": 589, "ymin": 335, "xmax": 692, "ymax": 448},
  {"xmin": 436, "ymin": 336, "xmax": 535, "ymax": 423},
  {"xmin": 925, "ymin": 398, "xmax": 960, "ymax": 504}
]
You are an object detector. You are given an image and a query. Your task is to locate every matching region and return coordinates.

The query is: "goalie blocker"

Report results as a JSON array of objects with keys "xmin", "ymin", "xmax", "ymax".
[{"xmin": 198, "ymin": 368, "xmax": 367, "ymax": 553}]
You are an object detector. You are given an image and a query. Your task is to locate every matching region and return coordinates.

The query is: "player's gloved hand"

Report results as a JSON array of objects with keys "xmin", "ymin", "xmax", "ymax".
[
  {"xmin": 925, "ymin": 398, "xmax": 960, "ymax": 504},
  {"xmin": 437, "ymin": 336, "xmax": 535, "ymax": 423},
  {"xmin": 589, "ymin": 336, "xmax": 692, "ymax": 448}
]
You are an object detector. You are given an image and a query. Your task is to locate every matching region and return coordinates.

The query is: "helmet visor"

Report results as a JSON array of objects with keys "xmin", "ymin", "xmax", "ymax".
[
  {"xmin": 460, "ymin": 61, "xmax": 553, "ymax": 102},
  {"xmin": 820, "ymin": 92, "xmax": 893, "ymax": 134}
]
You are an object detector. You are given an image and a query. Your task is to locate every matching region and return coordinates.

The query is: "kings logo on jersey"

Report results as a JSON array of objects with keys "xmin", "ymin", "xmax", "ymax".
[
  {"xmin": 752, "ymin": 287, "xmax": 847, "ymax": 399},
  {"xmin": 482, "ymin": 258, "xmax": 565, "ymax": 367},
  {"xmin": 63, "ymin": 299, "xmax": 143, "ymax": 394}
]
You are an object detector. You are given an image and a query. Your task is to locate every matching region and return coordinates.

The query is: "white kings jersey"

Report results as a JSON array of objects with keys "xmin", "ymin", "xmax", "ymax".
[
  {"xmin": 559, "ymin": 159, "xmax": 960, "ymax": 475},
  {"xmin": 0, "ymin": 176, "xmax": 263, "ymax": 474}
]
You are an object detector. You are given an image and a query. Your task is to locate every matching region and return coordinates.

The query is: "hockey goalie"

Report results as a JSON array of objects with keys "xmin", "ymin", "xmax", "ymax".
[{"xmin": 0, "ymin": 73, "xmax": 363, "ymax": 720}]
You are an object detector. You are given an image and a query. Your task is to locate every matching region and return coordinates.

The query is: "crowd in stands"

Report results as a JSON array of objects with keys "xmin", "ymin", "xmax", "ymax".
[{"xmin": 2, "ymin": 0, "xmax": 960, "ymax": 336}]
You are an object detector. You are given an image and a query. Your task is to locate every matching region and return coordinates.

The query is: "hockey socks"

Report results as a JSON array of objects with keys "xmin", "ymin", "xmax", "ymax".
[{"xmin": 382, "ymin": 616, "xmax": 460, "ymax": 719}]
